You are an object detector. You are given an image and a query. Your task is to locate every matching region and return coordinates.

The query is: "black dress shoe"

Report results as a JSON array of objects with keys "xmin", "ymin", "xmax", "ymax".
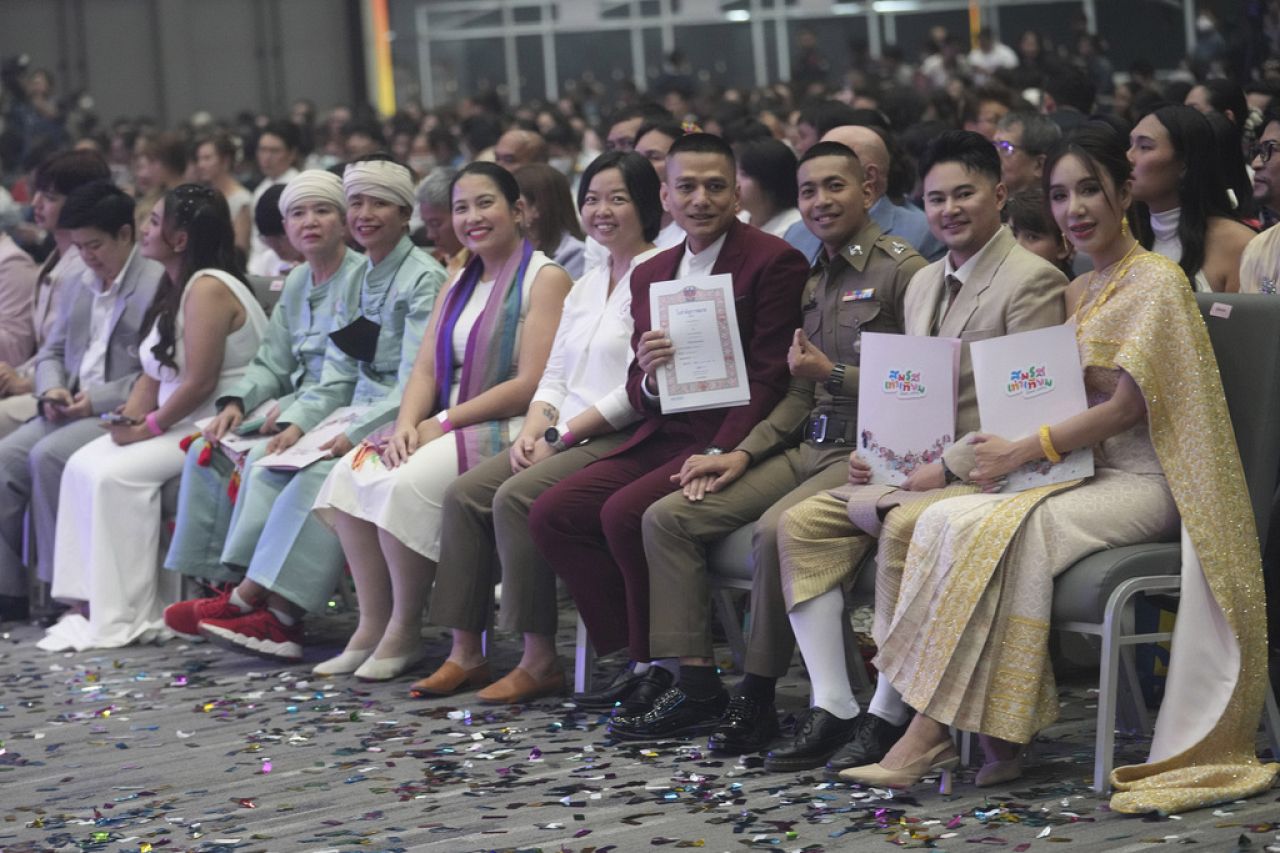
[
  {"xmin": 573, "ymin": 662, "xmax": 652, "ymax": 710},
  {"xmin": 824, "ymin": 712, "xmax": 910, "ymax": 777},
  {"xmin": 707, "ymin": 692, "xmax": 779, "ymax": 754},
  {"xmin": 0, "ymin": 594, "xmax": 29, "ymax": 622},
  {"xmin": 607, "ymin": 685, "xmax": 729, "ymax": 741},
  {"xmin": 612, "ymin": 667, "xmax": 676, "ymax": 717},
  {"xmin": 763, "ymin": 707, "xmax": 859, "ymax": 772}
]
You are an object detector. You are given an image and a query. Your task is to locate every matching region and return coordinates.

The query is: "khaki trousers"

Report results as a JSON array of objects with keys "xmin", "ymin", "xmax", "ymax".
[
  {"xmin": 427, "ymin": 430, "xmax": 632, "ymax": 636},
  {"xmin": 642, "ymin": 441, "xmax": 849, "ymax": 670}
]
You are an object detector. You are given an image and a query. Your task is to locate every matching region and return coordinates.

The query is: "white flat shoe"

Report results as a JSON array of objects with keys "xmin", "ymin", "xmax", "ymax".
[
  {"xmin": 312, "ymin": 647, "xmax": 374, "ymax": 676},
  {"xmin": 353, "ymin": 646, "xmax": 428, "ymax": 682}
]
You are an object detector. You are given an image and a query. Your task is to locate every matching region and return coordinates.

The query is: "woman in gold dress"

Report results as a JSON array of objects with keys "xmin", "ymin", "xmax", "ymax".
[{"xmin": 840, "ymin": 123, "xmax": 1277, "ymax": 815}]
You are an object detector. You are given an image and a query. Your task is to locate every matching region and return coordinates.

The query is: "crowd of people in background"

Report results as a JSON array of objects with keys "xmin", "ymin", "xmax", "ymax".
[{"xmin": 0, "ymin": 7, "xmax": 1279, "ymax": 819}]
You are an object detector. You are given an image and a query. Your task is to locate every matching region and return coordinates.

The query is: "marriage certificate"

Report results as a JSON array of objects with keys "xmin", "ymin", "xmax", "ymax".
[{"xmin": 648, "ymin": 273, "xmax": 750, "ymax": 414}]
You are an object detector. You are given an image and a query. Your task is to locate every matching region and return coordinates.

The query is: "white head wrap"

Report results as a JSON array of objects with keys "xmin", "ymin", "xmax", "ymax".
[
  {"xmin": 342, "ymin": 160, "xmax": 416, "ymax": 211},
  {"xmin": 278, "ymin": 169, "xmax": 346, "ymax": 216}
]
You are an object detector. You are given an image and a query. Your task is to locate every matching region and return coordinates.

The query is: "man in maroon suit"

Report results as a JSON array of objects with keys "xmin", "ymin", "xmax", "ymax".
[{"xmin": 528, "ymin": 133, "xmax": 808, "ymax": 738}]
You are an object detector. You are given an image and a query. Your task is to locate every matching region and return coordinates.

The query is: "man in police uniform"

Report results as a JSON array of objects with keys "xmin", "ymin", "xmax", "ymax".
[{"xmin": 607, "ymin": 142, "xmax": 925, "ymax": 745}]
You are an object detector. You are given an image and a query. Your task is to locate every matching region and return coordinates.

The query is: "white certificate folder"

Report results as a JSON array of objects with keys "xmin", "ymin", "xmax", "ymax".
[
  {"xmin": 970, "ymin": 324, "xmax": 1094, "ymax": 492},
  {"xmin": 856, "ymin": 332, "xmax": 961, "ymax": 485},
  {"xmin": 648, "ymin": 273, "xmax": 751, "ymax": 414}
]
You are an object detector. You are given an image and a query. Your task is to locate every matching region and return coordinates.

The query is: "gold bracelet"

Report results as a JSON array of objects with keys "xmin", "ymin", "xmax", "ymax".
[{"xmin": 1039, "ymin": 424, "xmax": 1062, "ymax": 464}]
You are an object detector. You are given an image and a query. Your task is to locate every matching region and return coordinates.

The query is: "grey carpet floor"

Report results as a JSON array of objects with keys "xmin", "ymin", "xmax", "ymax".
[{"xmin": 2, "ymin": 606, "xmax": 1279, "ymax": 852}]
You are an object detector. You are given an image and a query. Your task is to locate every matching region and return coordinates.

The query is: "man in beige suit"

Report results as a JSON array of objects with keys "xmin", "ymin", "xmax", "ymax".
[{"xmin": 758, "ymin": 130, "xmax": 1068, "ymax": 776}]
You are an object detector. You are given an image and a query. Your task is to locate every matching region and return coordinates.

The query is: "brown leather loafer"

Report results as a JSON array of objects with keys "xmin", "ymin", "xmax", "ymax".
[
  {"xmin": 408, "ymin": 660, "xmax": 492, "ymax": 698},
  {"xmin": 476, "ymin": 665, "xmax": 567, "ymax": 705}
]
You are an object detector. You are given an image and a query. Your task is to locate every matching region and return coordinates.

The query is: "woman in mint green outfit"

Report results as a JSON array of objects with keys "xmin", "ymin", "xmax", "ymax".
[
  {"xmin": 165, "ymin": 170, "xmax": 364, "ymax": 583},
  {"xmin": 163, "ymin": 157, "xmax": 446, "ymax": 663}
]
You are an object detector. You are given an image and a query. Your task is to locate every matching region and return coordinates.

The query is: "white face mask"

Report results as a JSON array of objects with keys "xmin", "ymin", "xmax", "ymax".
[
  {"xmin": 549, "ymin": 156, "xmax": 573, "ymax": 175},
  {"xmin": 1196, "ymin": 14, "xmax": 1213, "ymax": 32},
  {"xmin": 408, "ymin": 155, "xmax": 435, "ymax": 176}
]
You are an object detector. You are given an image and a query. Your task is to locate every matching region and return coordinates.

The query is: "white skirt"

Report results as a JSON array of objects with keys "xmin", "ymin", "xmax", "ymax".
[{"xmin": 313, "ymin": 433, "xmax": 462, "ymax": 561}]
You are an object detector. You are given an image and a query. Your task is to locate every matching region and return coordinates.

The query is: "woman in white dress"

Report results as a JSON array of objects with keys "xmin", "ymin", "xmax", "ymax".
[
  {"xmin": 314, "ymin": 162, "xmax": 572, "ymax": 682},
  {"xmin": 40, "ymin": 184, "xmax": 267, "ymax": 651}
]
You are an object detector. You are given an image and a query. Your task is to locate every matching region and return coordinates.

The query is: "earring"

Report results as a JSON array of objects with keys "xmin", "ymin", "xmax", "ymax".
[{"xmin": 1120, "ymin": 217, "xmax": 1129, "ymax": 236}]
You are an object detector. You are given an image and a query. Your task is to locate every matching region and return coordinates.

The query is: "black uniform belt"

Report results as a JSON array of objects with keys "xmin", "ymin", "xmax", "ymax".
[{"xmin": 805, "ymin": 413, "xmax": 856, "ymax": 445}]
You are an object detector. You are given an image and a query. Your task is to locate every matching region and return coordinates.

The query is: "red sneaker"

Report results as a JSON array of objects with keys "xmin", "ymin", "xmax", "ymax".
[
  {"xmin": 198, "ymin": 608, "xmax": 303, "ymax": 662},
  {"xmin": 163, "ymin": 584, "xmax": 244, "ymax": 639}
]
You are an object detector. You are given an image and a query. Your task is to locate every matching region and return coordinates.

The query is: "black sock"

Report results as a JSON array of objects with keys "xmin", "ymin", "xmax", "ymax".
[
  {"xmin": 679, "ymin": 664, "xmax": 722, "ymax": 700},
  {"xmin": 736, "ymin": 673, "xmax": 776, "ymax": 704}
]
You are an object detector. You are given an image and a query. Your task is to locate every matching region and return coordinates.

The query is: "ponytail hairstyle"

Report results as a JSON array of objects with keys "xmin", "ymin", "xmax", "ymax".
[{"xmin": 142, "ymin": 183, "xmax": 241, "ymax": 371}]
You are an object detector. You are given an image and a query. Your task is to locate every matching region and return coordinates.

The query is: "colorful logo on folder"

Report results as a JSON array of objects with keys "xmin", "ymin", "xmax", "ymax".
[
  {"xmin": 1006, "ymin": 364, "xmax": 1055, "ymax": 398},
  {"xmin": 883, "ymin": 369, "xmax": 926, "ymax": 398}
]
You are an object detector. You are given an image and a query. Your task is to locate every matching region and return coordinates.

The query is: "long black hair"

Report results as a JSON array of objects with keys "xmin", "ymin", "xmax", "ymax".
[
  {"xmin": 1042, "ymin": 121, "xmax": 1133, "ymax": 247},
  {"xmin": 143, "ymin": 183, "xmax": 241, "ymax": 371},
  {"xmin": 1132, "ymin": 105, "xmax": 1236, "ymax": 284}
]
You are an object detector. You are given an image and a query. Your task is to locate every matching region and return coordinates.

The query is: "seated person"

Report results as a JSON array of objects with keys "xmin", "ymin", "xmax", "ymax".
[
  {"xmin": 0, "ymin": 181, "xmax": 163, "ymax": 622},
  {"xmin": 312, "ymin": 161, "xmax": 572, "ymax": 683},
  {"xmin": 0, "ymin": 231, "xmax": 37, "ymax": 370},
  {"xmin": 162, "ymin": 171, "xmax": 365, "ymax": 595},
  {"xmin": 605, "ymin": 142, "xmax": 925, "ymax": 750},
  {"xmin": 0, "ymin": 150, "xmax": 109, "ymax": 437},
  {"xmin": 766, "ymin": 131, "xmax": 1065, "ymax": 776},
  {"xmin": 841, "ymin": 124, "xmax": 1276, "ymax": 816},
  {"xmin": 163, "ymin": 156, "xmax": 445, "ymax": 663},
  {"xmin": 514, "ymin": 163, "xmax": 586, "ymax": 278},
  {"xmin": 1005, "ymin": 187, "xmax": 1074, "ymax": 278},
  {"xmin": 419, "ymin": 151, "xmax": 660, "ymax": 701},
  {"xmin": 40, "ymin": 184, "xmax": 268, "ymax": 651}
]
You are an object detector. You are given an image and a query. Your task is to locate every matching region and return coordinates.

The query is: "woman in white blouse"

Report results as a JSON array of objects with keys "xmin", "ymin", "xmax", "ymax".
[
  {"xmin": 408, "ymin": 151, "xmax": 662, "ymax": 703},
  {"xmin": 735, "ymin": 137, "xmax": 802, "ymax": 238}
]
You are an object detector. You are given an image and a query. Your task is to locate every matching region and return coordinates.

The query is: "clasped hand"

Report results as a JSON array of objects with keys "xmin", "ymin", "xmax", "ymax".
[
  {"xmin": 41, "ymin": 388, "xmax": 91, "ymax": 422},
  {"xmin": 671, "ymin": 451, "xmax": 749, "ymax": 501},
  {"xmin": 967, "ymin": 433, "xmax": 1024, "ymax": 492}
]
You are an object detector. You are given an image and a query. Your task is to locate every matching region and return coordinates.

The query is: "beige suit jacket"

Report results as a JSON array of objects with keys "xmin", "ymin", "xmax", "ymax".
[{"xmin": 902, "ymin": 226, "xmax": 1068, "ymax": 476}]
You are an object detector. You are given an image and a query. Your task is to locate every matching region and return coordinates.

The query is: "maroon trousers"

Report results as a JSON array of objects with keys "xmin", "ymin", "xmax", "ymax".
[{"xmin": 528, "ymin": 428, "xmax": 702, "ymax": 661}]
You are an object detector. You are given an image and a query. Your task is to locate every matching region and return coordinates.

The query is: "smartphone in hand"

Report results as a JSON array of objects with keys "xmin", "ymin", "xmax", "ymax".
[{"xmin": 99, "ymin": 412, "xmax": 140, "ymax": 427}]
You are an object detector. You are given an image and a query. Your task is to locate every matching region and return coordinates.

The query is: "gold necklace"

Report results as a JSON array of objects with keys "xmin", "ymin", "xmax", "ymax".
[{"xmin": 1074, "ymin": 240, "xmax": 1143, "ymax": 332}]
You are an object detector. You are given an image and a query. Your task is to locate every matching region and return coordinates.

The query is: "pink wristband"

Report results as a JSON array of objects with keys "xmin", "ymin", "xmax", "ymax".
[
  {"xmin": 145, "ymin": 411, "xmax": 164, "ymax": 437},
  {"xmin": 560, "ymin": 429, "xmax": 576, "ymax": 447},
  {"xmin": 436, "ymin": 410, "xmax": 454, "ymax": 433}
]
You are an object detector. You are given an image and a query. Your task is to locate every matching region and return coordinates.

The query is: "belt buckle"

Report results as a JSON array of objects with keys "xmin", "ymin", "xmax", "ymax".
[{"xmin": 809, "ymin": 414, "xmax": 828, "ymax": 443}]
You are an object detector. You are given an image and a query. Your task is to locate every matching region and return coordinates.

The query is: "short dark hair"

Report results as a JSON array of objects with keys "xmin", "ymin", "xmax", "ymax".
[
  {"xmin": 259, "ymin": 120, "xmax": 301, "ymax": 152},
  {"xmin": 1044, "ymin": 65, "xmax": 1096, "ymax": 114},
  {"xmin": 666, "ymin": 132, "xmax": 735, "ymax": 171},
  {"xmin": 577, "ymin": 150, "xmax": 663, "ymax": 243},
  {"xmin": 255, "ymin": 184, "xmax": 287, "ymax": 237},
  {"xmin": 734, "ymin": 138, "xmax": 798, "ymax": 211},
  {"xmin": 919, "ymin": 130, "xmax": 1001, "ymax": 186},
  {"xmin": 634, "ymin": 119, "xmax": 684, "ymax": 147},
  {"xmin": 1197, "ymin": 79, "xmax": 1248, "ymax": 133},
  {"xmin": 798, "ymin": 100, "xmax": 862, "ymax": 137},
  {"xmin": 1004, "ymin": 187, "xmax": 1058, "ymax": 238},
  {"xmin": 798, "ymin": 140, "xmax": 865, "ymax": 182},
  {"xmin": 195, "ymin": 132, "xmax": 239, "ymax": 165},
  {"xmin": 32, "ymin": 149, "xmax": 110, "ymax": 196},
  {"xmin": 59, "ymin": 179, "xmax": 136, "ymax": 237}
]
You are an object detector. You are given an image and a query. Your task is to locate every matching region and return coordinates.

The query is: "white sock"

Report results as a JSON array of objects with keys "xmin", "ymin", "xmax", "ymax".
[
  {"xmin": 229, "ymin": 588, "xmax": 253, "ymax": 613},
  {"xmin": 868, "ymin": 673, "xmax": 909, "ymax": 726},
  {"xmin": 790, "ymin": 587, "xmax": 860, "ymax": 720},
  {"xmin": 268, "ymin": 606, "xmax": 297, "ymax": 626}
]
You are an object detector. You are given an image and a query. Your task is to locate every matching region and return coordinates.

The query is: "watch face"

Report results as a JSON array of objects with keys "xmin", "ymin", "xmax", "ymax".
[{"xmin": 544, "ymin": 427, "xmax": 560, "ymax": 444}]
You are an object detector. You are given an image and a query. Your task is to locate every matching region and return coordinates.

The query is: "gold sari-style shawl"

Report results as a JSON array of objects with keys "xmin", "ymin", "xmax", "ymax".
[{"xmin": 1082, "ymin": 253, "xmax": 1277, "ymax": 813}]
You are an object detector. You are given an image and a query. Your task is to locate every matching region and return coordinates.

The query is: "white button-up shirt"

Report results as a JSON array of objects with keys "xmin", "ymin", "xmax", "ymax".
[{"xmin": 78, "ymin": 246, "xmax": 137, "ymax": 390}]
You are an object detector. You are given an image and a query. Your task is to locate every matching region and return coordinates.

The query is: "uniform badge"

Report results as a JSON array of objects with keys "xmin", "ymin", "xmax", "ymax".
[
  {"xmin": 891, "ymin": 241, "xmax": 908, "ymax": 254},
  {"xmin": 842, "ymin": 287, "xmax": 876, "ymax": 302},
  {"xmin": 849, "ymin": 244, "xmax": 863, "ymax": 256}
]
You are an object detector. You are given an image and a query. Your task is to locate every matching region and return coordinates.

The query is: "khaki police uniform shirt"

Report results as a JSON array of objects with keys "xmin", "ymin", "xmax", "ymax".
[{"xmin": 736, "ymin": 220, "xmax": 926, "ymax": 460}]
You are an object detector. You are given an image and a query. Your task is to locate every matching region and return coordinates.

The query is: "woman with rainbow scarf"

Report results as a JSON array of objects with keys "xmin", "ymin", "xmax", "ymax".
[{"xmin": 313, "ymin": 161, "xmax": 573, "ymax": 683}]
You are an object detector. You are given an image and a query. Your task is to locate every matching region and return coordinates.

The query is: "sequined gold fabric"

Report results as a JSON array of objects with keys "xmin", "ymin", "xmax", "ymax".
[{"xmin": 1089, "ymin": 253, "xmax": 1279, "ymax": 813}]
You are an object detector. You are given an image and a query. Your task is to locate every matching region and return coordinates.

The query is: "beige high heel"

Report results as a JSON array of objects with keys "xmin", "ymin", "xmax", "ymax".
[{"xmin": 838, "ymin": 739, "xmax": 961, "ymax": 793}]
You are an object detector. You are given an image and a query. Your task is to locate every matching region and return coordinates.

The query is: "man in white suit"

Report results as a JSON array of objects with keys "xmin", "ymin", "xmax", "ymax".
[{"xmin": 0, "ymin": 181, "xmax": 164, "ymax": 619}]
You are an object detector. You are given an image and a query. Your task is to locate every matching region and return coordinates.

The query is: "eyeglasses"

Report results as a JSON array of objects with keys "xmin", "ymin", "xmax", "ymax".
[
  {"xmin": 994, "ymin": 140, "xmax": 1025, "ymax": 157},
  {"xmin": 1251, "ymin": 140, "xmax": 1280, "ymax": 165}
]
